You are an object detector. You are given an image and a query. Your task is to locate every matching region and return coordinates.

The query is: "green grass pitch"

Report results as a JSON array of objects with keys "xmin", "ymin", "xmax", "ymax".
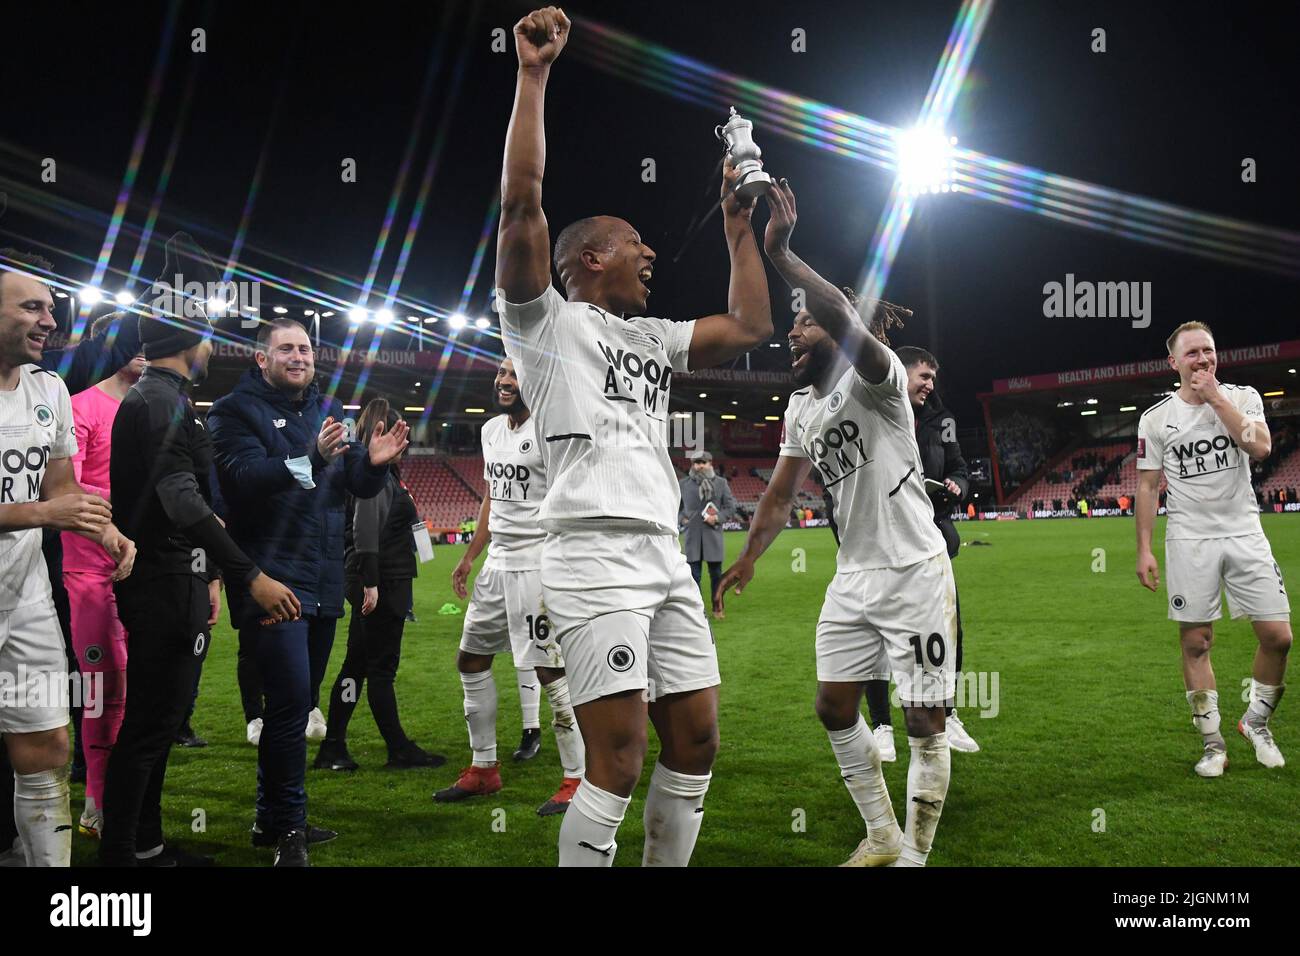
[{"xmin": 70, "ymin": 515, "xmax": 1298, "ymax": 866}]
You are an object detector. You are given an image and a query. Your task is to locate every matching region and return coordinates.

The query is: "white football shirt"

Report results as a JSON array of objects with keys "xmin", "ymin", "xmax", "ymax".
[
  {"xmin": 780, "ymin": 353, "xmax": 944, "ymax": 571},
  {"xmin": 0, "ymin": 366, "xmax": 77, "ymax": 610},
  {"xmin": 1136, "ymin": 383, "xmax": 1265, "ymax": 540},
  {"xmin": 481, "ymin": 413, "xmax": 547, "ymax": 571},
  {"xmin": 499, "ymin": 286, "xmax": 694, "ymax": 535}
]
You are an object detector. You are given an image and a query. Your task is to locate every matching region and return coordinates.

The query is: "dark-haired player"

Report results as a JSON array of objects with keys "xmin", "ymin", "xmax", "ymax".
[{"xmin": 717, "ymin": 180, "xmax": 955, "ymax": 867}]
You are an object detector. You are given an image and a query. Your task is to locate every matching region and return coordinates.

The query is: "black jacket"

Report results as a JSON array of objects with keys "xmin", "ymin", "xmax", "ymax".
[
  {"xmin": 915, "ymin": 396, "xmax": 969, "ymax": 559},
  {"xmin": 111, "ymin": 366, "xmax": 258, "ymax": 587},
  {"xmin": 345, "ymin": 471, "xmax": 418, "ymax": 587}
]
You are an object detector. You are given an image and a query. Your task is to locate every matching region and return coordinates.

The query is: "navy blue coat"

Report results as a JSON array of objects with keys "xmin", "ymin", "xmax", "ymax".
[{"xmin": 207, "ymin": 369, "xmax": 388, "ymax": 628}]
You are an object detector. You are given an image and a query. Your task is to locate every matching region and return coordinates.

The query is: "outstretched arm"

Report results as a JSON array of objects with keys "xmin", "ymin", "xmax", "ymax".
[
  {"xmin": 688, "ymin": 161, "xmax": 773, "ymax": 369},
  {"xmin": 762, "ymin": 179, "xmax": 892, "ymax": 384},
  {"xmin": 496, "ymin": 6, "xmax": 570, "ymax": 306},
  {"xmin": 713, "ymin": 454, "xmax": 812, "ymax": 612}
]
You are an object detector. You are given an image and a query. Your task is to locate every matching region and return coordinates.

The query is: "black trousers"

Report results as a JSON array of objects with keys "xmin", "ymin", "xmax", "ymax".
[
  {"xmin": 99, "ymin": 575, "xmax": 210, "ymax": 866},
  {"xmin": 688, "ymin": 560, "xmax": 724, "ymax": 605},
  {"xmin": 324, "ymin": 579, "xmax": 412, "ymax": 753}
]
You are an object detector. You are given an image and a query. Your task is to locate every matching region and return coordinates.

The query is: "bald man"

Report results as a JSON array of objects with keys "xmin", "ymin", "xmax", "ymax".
[{"xmin": 494, "ymin": 7, "xmax": 772, "ymax": 867}]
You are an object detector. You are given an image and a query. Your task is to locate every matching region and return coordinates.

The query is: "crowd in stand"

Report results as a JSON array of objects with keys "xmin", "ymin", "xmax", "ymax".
[{"xmin": 993, "ymin": 411, "xmax": 1057, "ymax": 486}]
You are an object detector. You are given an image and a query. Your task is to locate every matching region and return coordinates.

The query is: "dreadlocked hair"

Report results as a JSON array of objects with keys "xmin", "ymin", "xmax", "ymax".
[{"xmin": 841, "ymin": 287, "xmax": 912, "ymax": 346}]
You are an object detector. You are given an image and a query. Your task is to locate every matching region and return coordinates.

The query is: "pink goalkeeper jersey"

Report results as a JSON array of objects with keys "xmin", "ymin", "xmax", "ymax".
[{"xmin": 61, "ymin": 384, "xmax": 122, "ymax": 573}]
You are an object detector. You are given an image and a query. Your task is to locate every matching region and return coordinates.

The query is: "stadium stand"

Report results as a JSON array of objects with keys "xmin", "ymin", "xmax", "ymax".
[{"xmin": 403, "ymin": 456, "xmax": 481, "ymax": 530}]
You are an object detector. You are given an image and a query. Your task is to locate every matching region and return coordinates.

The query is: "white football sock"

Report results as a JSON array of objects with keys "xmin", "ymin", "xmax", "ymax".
[
  {"xmin": 1187, "ymin": 689, "xmax": 1225, "ymax": 750},
  {"xmin": 516, "ymin": 668, "xmax": 541, "ymax": 730},
  {"xmin": 14, "ymin": 768, "xmax": 71, "ymax": 867},
  {"xmin": 544, "ymin": 676, "xmax": 586, "ymax": 778},
  {"xmin": 827, "ymin": 714, "xmax": 898, "ymax": 836},
  {"xmin": 460, "ymin": 670, "xmax": 498, "ymax": 767},
  {"xmin": 558, "ymin": 780, "xmax": 629, "ymax": 867},
  {"xmin": 896, "ymin": 732, "xmax": 950, "ymax": 867},
  {"xmin": 1244, "ymin": 680, "xmax": 1284, "ymax": 729},
  {"xmin": 642, "ymin": 762, "xmax": 712, "ymax": 867}
]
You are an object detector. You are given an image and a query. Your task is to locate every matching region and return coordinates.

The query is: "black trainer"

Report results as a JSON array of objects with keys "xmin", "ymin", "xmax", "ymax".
[
  {"xmin": 251, "ymin": 822, "xmax": 338, "ymax": 848},
  {"xmin": 273, "ymin": 830, "xmax": 309, "ymax": 867},
  {"xmin": 174, "ymin": 723, "xmax": 208, "ymax": 748},
  {"xmin": 512, "ymin": 728, "xmax": 542, "ymax": 762},
  {"xmin": 137, "ymin": 844, "xmax": 214, "ymax": 867},
  {"xmin": 313, "ymin": 740, "xmax": 359, "ymax": 772},
  {"xmin": 385, "ymin": 740, "xmax": 447, "ymax": 769}
]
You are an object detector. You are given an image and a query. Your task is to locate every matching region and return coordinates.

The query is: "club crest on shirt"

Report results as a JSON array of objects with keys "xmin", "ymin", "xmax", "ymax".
[
  {"xmin": 33, "ymin": 404, "xmax": 53, "ymax": 427},
  {"xmin": 519, "ymin": 439, "xmax": 532, "ymax": 454},
  {"xmin": 828, "ymin": 392, "xmax": 844, "ymax": 412}
]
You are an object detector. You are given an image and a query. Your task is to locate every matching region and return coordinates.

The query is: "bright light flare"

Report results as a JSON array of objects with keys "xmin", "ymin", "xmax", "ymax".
[{"xmin": 895, "ymin": 127, "xmax": 957, "ymax": 196}]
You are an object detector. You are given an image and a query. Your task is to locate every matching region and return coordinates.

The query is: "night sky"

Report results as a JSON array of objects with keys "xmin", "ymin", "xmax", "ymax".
[{"xmin": 3, "ymin": 0, "xmax": 1298, "ymax": 430}]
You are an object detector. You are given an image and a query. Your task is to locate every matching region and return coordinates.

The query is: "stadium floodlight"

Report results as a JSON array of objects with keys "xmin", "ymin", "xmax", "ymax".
[
  {"xmin": 304, "ymin": 309, "xmax": 314, "ymax": 316},
  {"xmin": 273, "ymin": 306, "xmax": 288, "ymax": 315},
  {"xmin": 342, "ymin": 404, "xmax": 361, "ymax": 411},
  {"xmin": 54, "ymin": 291, "xmax": 68, "ymax": 298},
  {"xmin": 1289, "ymin": 368, "xmax": 1297, "ymax": 374},
  {"xmin": 1085, "ymin": 398, "xmax": 1098, "ymax": 405},
  {"xmin": 79, "ymin": 286, "xmax": 103, "ymax": 304},
  {"xmin": 464, "ymin": 407, "xmax": 486, "ymax": 413},
  {"xmin": 375, "ymin": 309, "xmax": 394, "ymax": 326},
  {"xmin": 731, "ymin": 400, "xmax": 739, "ymax": 405},
  {"xmin": 768, "ymin": 342, "xmax": 781, "ymax": 348},
  {"xmin": 720, "ymin": 414, "xmax": 737, "ymax": 421},
  {"xmin": 404, "ymin": 406, "xmax": 425, "ymax": 412},
  {"xmin": 895, "ymin": 127, "xmax": 957, "ymax": 196},
  {"xmin": 348, "ymin": 306, "xmax": 367, "ymax": 324},
  {"xmin": 423, "ymin": 317, "xmax": 437, "ymax": 324},
  {"xmin": 1080, "ymin": 410, "xmax": 1097, "ymax": 416},
  {"xmin": 245, "ymin": 305, "xmax": 258, "ymax": 312},
  {"xmin": 1263, "ymin": 390, "xmax": 1285, "ymax": 397},
  {"xmin": 449, "ymin": 313, "xmax": 468, "ymax": 330},
  {"xmin": 194, "ymin": 401, "xmax": 213, "ymax": 408},
  {"xmin": 1119, "ymin": 405, "xmax": 1137, "ymax": 412},
  {"xmin": 414, "ymin": 381, "xmax": 421, "ymax": 387},
  {"xmin": 321, "ymin": 311, "xmax": 335, "ymax": 317},
  {"xmin": 771, "ymin": 395, "xmax": 780, "ymax": 401},
  {"xmin": 441, "ymin": 422, "xmax": 450, "ymax": 428},
  {"xmin": 475, "ymin": 317, "xmax": 490, "ymax": 330},
  {"xmin": 206, "ymin": 295, "xmax": 229, "ymax": 315},
  {"xmin": 114, "ymin": 290, "xmax": 134, "ymax": 306},
  {"xmin": 698, "ymin": 392, "xmax": 708, "ymax": 398},
  {"xmin": 764, "ymin": 415, "xmax": 780, "ymax": 421}
]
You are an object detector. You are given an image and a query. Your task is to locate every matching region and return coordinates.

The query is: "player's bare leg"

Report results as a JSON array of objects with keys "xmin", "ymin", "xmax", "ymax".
[
  {"xmin": 895, "ymin": 702, "xmax": 949, "ymax": 867},
  {"xmin": 1179, "ymin": 623, "xmax": 1227, "ymax": 777},
  {"xmin": 536, "ymin": 664, "xmax": 585, "ymax": 815},
  {"xmin": 1238, "ymin": 620, "xmax": 1291, "ymax": 768},
  {"xmin": 812, "ymin": 681, "xmax": 900, "ymax": 867},
  {"xmin": 561, "ymin": 689, "xmax": 647, "ymax": 866},
  {"xmin": 4, "ymin": 727, "xmax": 72, "ymax": 866},
  {"xmin": 644, "ymin": 686, "xmax": 718, "ymax": 866},
  {"xmin": 434, "ymin": 651, "xmax": 503, "ymax": 801}
]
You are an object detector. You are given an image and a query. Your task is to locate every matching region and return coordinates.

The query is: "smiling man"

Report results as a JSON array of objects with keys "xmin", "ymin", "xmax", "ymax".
[
  {"xmin": 0, "ymin": 251, "xmax": 136, "ymax": 866},
  {"xmin": 495, "ymin": 7, "xmax": 771, "ymax": 867},
  {"xmin": 1135, "ymin": 321, "xmax": 1291, "ymax": 777},
  {"xmin": 207, "ymin": 317, "xmax": 407, "ymax": 866},
  {"xmin": 716, "ymin": 180, "xmax": 954, "ymax": 868}
]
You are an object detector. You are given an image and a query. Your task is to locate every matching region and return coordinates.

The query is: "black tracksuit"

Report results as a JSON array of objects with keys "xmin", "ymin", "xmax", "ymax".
[
  {"xmin": 100, "ymin": 366, "xmax": 260, "ymax": 865},
  {"xmin": 323, "ymin": 472, "xmax": 419, "ymax": 754}
]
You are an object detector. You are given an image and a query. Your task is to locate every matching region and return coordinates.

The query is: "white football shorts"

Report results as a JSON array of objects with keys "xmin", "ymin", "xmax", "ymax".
[
  {"xmin": 1165, "ymin": 533, "xmax": 1290, "ymax": 623},
  {"xmin": 460, "ymin": 565, "xmax": 564, "ymax": 669}
]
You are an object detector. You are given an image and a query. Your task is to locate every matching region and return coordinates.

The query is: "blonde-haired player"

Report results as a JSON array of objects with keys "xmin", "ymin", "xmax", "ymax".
[{"xmin": 1135, "ymin": 321, "xmax": 1291, "ymax": 776}]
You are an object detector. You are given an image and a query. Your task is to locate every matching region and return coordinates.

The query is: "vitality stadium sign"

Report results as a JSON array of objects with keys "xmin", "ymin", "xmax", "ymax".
[{"xmin": 991, "ymin": 339, "xmax": 1300, "ymax": 394}]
